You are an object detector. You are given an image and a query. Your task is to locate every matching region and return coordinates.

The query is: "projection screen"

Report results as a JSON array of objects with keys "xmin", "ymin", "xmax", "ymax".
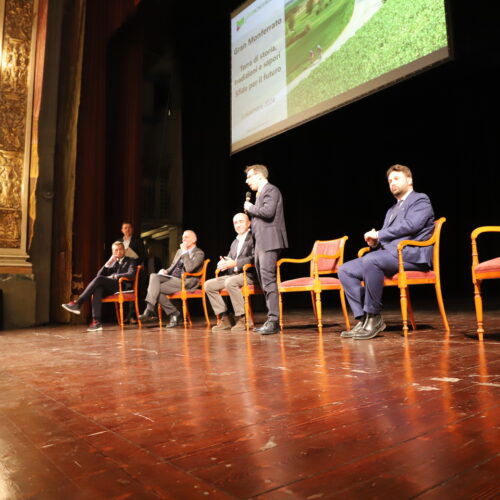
[{"xmin": 231, "ymin": 0, "xmax": 451, "ymax": 153}]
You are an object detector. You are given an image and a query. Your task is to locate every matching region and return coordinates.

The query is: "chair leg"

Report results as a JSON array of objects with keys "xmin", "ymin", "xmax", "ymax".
[
  {"xmin": 278, "ymin": 292, "xmax": 284, "ymax": 329},
  {"xmin": 473, "ymin": 280, "xmax": 484, "ymax": 340},
  {"xmin": 315, "ymin": 292, "xmax": 323, "ymax": 331},
  {"xmin": 311, "ymin": 292, "xmax": 318, "ymax": 320},
  {"xmin": 202, "ymin": 294, "xmax": 210, "ymax": 327},
  {"xmin": 187, "ymin": 307, "xmax": 193, "ymax": 326},
  {"xmin": 435, "ymin": 281, "xmax": 450, "ymax": 332},
  {"xmin": 182, "ymin": 301, "xmax": 192, "ymax": 327},
  {"xmin": 134, "ymin": 299, "xmax": 142, "ymax": 328},
  {"xmin": 339, "ymin": 288, "xmax": 351, "ymax": 331},
  {"xmin": 244, "ymin": 293, "xmax": 250, "ymax": 330},
  {"xmin": 114, "ymin": 303, "xmax": 120, "ymax": 325},
  {"xmin": 119, "ymin": 300, "xmax": 125, "ymax": 327},
  {"xmin": 247, "ymin": 299, "xmax": 255, "ymax": 329},
  {"xmin": 406, "ymin": 287, "xmax": 416, "ymax": 330},
  {"xmin": 400, "ymin": 285, "xmax": 409, "ymax": 337},
  {"xmin": 158, "ymin": 304, "xmax": 162, "ymax": 327},
  {"xmin": 182, "ymin": 299, "xmax": 188, "ymax": 327}
]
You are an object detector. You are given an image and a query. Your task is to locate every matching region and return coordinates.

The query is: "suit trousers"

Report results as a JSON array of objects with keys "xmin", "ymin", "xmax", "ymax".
[
  {"xmin": 77, "ymin": 276, "xmax": 119, "ymax": 320},
  {"xmin": 204, "ymin": 273, "xmax": 253, "ymax": 317},
  {"xmin": 338, "ymin": 250, "xmax": 428, "ymax": 318},
  {"xmin": 145, "ymin": 274, "xmax": 182, "ymax": 315},
  {"xmin": 255, "ymin": 247, "xmax": 281, "ymax": 322}
]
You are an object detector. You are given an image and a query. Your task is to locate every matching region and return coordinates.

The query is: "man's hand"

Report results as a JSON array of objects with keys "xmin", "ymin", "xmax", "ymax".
[
  {"xmin": 105, "ymin": 255, "xmax": 118, "ymax": 267},
  {"xmin": 217, "ymin": 256, "xmax": 236, "ymax": 271},
  {"xmin": 244, "ymin": 201, "xmax": 253, "ymax": 212},
  {"xmin": 364, "ymin": 228, "xmax": 379, "ymax": 248}
]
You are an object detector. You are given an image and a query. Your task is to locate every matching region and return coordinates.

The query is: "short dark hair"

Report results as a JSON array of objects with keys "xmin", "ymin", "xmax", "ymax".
[
  {"xmin": 121, "ymin": 222, "xmax": 133, "ymax": 227},
  {"xmin": 386, "ymin": 164, "xmax": 412, "ymax": 179},
  {"xmin": 245, "ymin": 164, "xmax": 268, "ymax": 178}
]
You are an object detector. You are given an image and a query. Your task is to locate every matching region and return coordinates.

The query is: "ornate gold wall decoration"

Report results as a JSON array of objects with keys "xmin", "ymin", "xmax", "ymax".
[
  {"xmin": 0, "ymin": 209, "xmax": 20, "ymax": 246},
  {"xmin": 0, "ymin": 0, "xmax": 37, "ymax": 266}
]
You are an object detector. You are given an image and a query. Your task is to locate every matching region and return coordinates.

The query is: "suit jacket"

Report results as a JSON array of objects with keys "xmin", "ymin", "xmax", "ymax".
[
  {"xmin": 119, "ymin": 236, "xmax": 147, "ymax": 265},
  {"xmin": 166, "ymin": 246, "xmax": 205, "ymax": 290},
  {"xmin": 97, "ymin": 256, "xmax": 137, "ymax": 290},
  {"xmin": 223, "ymin": 231, "xmax": 255, "ymax": 277},
  {"xmin": 246, "ymin": 182, "xmax": 288, "ymax": 252},
  {"xmin": 377, "ymin": 190, "xmax": 435, "ymax": 266}
]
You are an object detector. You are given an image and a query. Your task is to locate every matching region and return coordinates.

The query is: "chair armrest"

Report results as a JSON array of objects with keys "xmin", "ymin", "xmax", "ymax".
[
  {"xmin": 117, "ymin": 265, "xmax": 142, "ymax": 294},
  {"xmin": 182, "ymin": 270, "xmax": 204, "ymax": 278},
  {"xmin": 180, "ymin": 270, "xmax": 202, "ymax": 291},
  {"xmin": 179, "ymin": 259, "xmax": 210, "ymax": 291},
  {"xmin": 277, "ymin": 252, "xmax": 313, "ymax": 285},
  {"xmin": 394, "ymin": 235, "xmax": 437, "ymax": 281},
  {"xmin": 358, "ymin": 247, "xmax": 371, "ymax": 258},
  {"xmin": 241, "ymin": 264, "xmax": 255, "ymax": 289},
  {"xmin": 397, "ymin": 237, "xmax": 436, "ymax": 252},
  {"xmin": 277, "ymin": 253, "xmax": 313, "ymax": 267},
  {"xmin": 315, "ymin": 253, "xmax": 341, "ymax": 260},
  {"xmin": 471, "ymin": 226, "xmax": 500, "ymax": 268},
  {"xmin": 471, "ymin": 226, "xmax": 500, "ymax": 240},
  {"xmin": 117, "ymin": 276, "xmax": 132, "ymax": 294}
]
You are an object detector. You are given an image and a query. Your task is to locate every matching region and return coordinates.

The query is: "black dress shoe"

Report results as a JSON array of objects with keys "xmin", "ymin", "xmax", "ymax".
[
  {"xmin": 253, "ymin": 321, "xmax": 272, "ymax": 332},
  {"xmin": 167, "ymin": 311, "xmax": 182, "ymax": 328},
  {"xmin": 353, "ymin": 313, "xmax": 386, "ymax": 340},
  {"xmin": 258, "ymin": 321, "xmax": 280, "ymax": 335},
  {"xmin": 139, "ymin": 309, "xmax": 155, "ymax": 322},
  {"xmin": 340, "ymin": 316, "xmax": 366, "ymax": 338}
]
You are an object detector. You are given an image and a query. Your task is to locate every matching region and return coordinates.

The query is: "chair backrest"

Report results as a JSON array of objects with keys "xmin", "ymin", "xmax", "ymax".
[
  {"xmin": 311, "ymin": 237, "xmax": 347, "ymax": 275},
  {"xmin": 431, "ymin": 217, "xmax": 446, "ymax": 277},
  {"xmin": 133, "ymin": 265, "xmax": 143, "ymax": 294},
  {"xmin": 198, "ymin": 259, "xmax": 211, "ymax": 288}
]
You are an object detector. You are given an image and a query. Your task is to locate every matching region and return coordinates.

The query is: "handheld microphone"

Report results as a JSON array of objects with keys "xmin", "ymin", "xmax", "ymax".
[{"xmin": 245, "ymin": 191, "xmax": 251, "ymax": 202}]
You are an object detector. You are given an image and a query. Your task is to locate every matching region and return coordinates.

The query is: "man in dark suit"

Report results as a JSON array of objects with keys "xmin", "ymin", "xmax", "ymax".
[
  {"xmin": 62, "ymin": 241, "xmax": 137, "ymax": 332},
  {"xmin": 119, "ymin": 222, "xmax": 146, "ymax": 265},
  {"xmin": 139, "ymin": 230, "xmax": 205, "ymax": 327},
  {"xmin": 338, "ymin": 164, "xmax": 435, "ymax": 340},
  {"xmin": 244, "ymin": 164, "xmax": 288, "ymax": 335},
  {"xmin": 119, "ymin": 222, "xmax": 146, "ymax": 323},
  {"xmin": 204, "ymin": 213, "xmax": 255, "ymax": 332}
]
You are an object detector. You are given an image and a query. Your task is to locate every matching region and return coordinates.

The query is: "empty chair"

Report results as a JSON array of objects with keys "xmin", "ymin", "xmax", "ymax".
[{"xmin": 277, "ymin": 238, "xmax": 350, "ymax": 332}]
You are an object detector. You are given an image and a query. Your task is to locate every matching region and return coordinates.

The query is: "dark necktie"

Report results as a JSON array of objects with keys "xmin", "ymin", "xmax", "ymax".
[
  {"xmin": 389, "ymin": 200, "xmax": 403, "ymax": 223},
  {"xmin": 171, "ymin": 257, "xmax": 184, "ymax": 278}
]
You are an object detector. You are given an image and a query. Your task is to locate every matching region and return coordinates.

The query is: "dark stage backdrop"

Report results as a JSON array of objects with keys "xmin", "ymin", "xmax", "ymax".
[{"xmin": 174, "ymin": 0, "xmax": 500, "ymax": 307}]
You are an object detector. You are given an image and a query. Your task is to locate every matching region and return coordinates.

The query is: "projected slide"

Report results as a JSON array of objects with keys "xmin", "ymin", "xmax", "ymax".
[{"xmin": 231, "ymin": 0, "xmax": 450, "ymax": 153}]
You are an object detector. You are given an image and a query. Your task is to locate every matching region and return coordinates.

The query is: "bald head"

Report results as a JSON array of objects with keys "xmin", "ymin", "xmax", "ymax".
[
  {"xmin": 182, "ymin": 230, "xmax": 197, "ymax": 250},
  {"xmin": 233, "ymin": 213, "xmax": 251, "ymax": 235}
]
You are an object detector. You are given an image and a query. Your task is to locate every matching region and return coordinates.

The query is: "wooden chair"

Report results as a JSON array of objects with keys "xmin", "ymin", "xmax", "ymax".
[
  {"xmin": 214, "ymin": 263, "xmax": 263, "ymax": 330},
  {"xmin": 358, "ymin": 217, "xmax": 449, "ymax": 336},
  {"xmin": 277, "ymin": 237, "xmax": 350, "ymax": 331},
  {"xmin": 471, "ymin": 226, "xmax": 500, "ymax": 340},
  {"xmin": 102, "ymin": 265, "xmax": 143, "ymax": 327},
  {"xmin": 157, "ymin": 259, "xmax": 211, "ymax": 328}
]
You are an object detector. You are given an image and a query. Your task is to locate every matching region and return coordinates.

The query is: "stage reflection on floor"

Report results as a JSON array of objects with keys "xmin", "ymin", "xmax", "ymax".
[{"xmin": 1, "ymin": 307, "xmax": 499, "ymax": 499}]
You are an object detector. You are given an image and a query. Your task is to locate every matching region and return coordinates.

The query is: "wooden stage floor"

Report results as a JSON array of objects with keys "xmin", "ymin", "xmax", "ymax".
[{"xmin": 1, "ymin": 306, "xmax": 499, "ymax": 499}]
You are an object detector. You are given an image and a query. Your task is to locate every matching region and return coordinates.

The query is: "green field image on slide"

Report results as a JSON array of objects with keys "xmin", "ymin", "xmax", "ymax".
[
  {"xmin": 287, "ymin": 0, "xmax": 448, "ymax": 116},
  {"xmin": 285, "ymin": 0, "xmax": 355, "ymax": 84}
]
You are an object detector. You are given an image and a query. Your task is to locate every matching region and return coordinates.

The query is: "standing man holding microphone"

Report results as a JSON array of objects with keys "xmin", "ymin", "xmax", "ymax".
[{"xmin": 244, "ymin": 164, "xmax": 288, "ymax": 335}]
